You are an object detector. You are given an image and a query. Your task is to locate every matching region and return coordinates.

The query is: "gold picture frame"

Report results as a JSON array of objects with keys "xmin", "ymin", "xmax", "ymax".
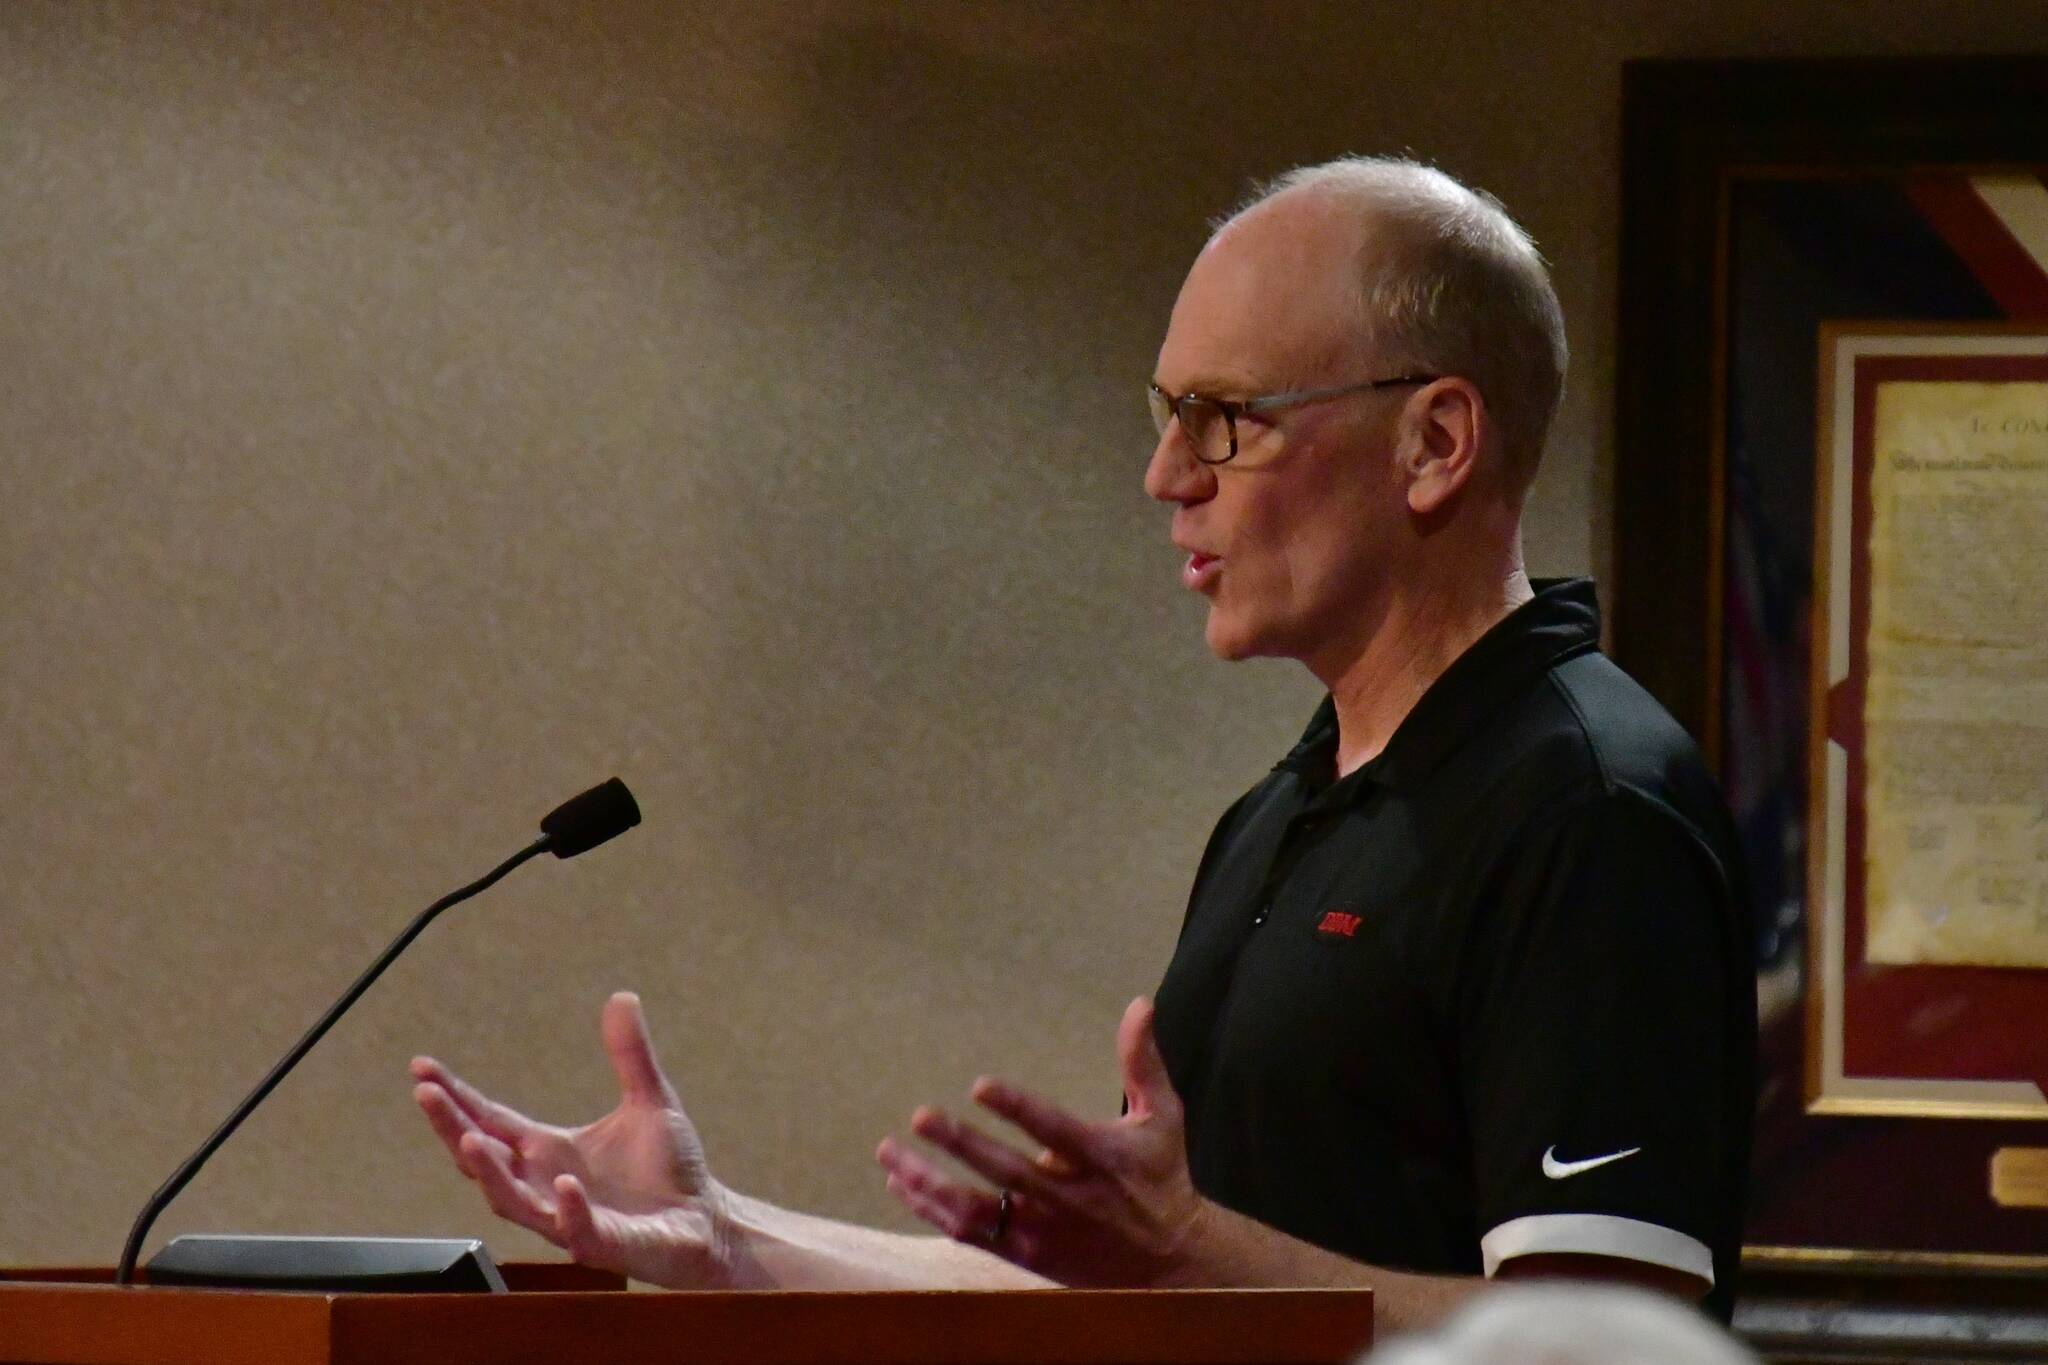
[{"xmin": 1804, "ymin": 322, "xmax": 2048, "ymax": 1120}]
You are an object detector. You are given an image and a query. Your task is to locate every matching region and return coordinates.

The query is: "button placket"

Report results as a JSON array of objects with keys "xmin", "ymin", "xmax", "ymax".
[{"xmin": 1250, "ymin": 805, "xmax": 1335, "ymax": 928}]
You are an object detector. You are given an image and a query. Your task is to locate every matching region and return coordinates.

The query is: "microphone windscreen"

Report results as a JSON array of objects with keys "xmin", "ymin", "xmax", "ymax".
[{"xmin": 540, "ymin": 777, "xmax": 642, "ymax": 858}]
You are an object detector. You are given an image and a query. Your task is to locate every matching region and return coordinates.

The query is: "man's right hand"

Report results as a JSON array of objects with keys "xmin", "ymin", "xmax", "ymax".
[{"xmin": 411, "ymin": 991, "xmax": 734, "ymax": 1288}]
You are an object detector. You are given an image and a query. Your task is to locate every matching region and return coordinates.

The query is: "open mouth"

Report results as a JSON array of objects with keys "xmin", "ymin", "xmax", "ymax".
[{"xmin": 1183, "ymin": 552, "xmax": 1222, "ymax": 591}]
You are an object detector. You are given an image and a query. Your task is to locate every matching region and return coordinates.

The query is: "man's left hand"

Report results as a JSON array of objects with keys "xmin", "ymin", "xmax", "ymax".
[{"xmin": 874, "ymin": 996, "xmax": 1212, "ymax": 1287}]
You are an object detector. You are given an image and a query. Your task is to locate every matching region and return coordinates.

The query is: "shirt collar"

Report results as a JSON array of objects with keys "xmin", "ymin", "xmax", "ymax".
[{"xmin": 1276, "ymin": 578, "xmax": 1603, "ymax": 798}]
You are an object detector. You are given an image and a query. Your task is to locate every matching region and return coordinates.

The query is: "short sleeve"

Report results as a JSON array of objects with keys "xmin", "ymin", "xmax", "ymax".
[{"xmin": 1458, "ymin": 788, "xmax": 1737, "ymax": 1285}]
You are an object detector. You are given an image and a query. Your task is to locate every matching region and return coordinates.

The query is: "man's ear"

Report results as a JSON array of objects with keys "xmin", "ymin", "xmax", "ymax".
[{"xmin": 1399, "ymin": 378, "xmax": 1485, "ymax": 517}]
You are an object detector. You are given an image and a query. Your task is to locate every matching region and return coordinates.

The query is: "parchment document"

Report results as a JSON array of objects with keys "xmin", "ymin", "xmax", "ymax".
[{"xmin": 1865, "ymin": 379, "xmax": 2048, "ymax": 967}]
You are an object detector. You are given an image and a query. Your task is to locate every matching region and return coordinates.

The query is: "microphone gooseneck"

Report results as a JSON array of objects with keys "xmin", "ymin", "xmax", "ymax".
[{"xmin": 116, "ymin": 778, "xmax": 640, "ymax": 1286}]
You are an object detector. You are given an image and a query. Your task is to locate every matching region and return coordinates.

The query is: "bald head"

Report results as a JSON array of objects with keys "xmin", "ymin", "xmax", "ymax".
[
  {"xmin": 1372, "ymin": 1284, "xmax": 1758, "ymax": 1365},
  {"xmin": 1167, "ymin": 191, "xmax": 1375, "ymax": 394},
  {"xmin": 1217, "ymin": 158, "xmax": 1568, "ymax": 494}
]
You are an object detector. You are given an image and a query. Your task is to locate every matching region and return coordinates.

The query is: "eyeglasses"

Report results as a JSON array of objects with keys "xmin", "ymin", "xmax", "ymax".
[{"xmin": 1147, "ymin": 373, "xmax": 1440, "ymax": 465}]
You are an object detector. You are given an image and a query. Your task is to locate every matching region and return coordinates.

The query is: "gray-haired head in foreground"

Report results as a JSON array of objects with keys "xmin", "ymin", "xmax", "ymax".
[
  {"xmin": 1224, "ymin": 156, "xmax": 1568, "ymax": 495},
  {"xmin": 1368, "ymin": 1284, "xmax": 1758, "ymax": 1365}
]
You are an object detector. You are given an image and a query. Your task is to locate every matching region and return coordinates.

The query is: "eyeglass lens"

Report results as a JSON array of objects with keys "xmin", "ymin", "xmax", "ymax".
[{"xmin": 1148, "ymin": 389, "xmax": 1232, "ymax": 464}]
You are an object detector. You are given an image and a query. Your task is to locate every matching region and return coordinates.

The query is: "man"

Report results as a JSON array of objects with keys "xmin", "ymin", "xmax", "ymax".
[{"xmin": 411, "ymin": 156, "xmax": 1755, "ymax": 1328}]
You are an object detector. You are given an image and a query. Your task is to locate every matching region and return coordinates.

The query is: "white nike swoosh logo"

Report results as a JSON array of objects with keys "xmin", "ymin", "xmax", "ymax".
[{"xmin": 1541, "ymin": 1145, "xmax": 1641, "ymax": 1179}]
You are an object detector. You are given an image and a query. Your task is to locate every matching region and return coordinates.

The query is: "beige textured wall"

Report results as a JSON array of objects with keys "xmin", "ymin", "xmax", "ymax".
[{"xmin": 4, "ymin": 2, "xmax": 2044, "ymax": 1267}]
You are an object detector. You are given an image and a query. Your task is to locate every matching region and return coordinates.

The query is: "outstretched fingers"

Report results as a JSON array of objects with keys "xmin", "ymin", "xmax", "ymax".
[
  {"xmin": 969, "ymin": 1079, "xmax": 1111, "ymax": 1172},
  {"xmin": 909, "ymin": 1107, "xmax": 1067, "ymax": 1204},
  {"xmin": 876, "ymin": 1137, "xmax": 1002, "ymax": 1243},
  {"xmin": 409, "ymin": 1056, "xmax": 540, "ymax": 1146}
]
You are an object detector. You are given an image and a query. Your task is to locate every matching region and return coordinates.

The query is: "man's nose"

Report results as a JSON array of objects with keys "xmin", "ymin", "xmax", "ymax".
[{"xmin": 1143, "ymin": 425, "xmax": 1215, "ymax": 505}]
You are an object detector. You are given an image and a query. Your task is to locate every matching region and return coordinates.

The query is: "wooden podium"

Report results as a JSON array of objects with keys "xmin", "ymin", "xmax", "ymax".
[{"xmin": 0, "ymin": 1265, "xmax": 1375, "ymax": 1365}]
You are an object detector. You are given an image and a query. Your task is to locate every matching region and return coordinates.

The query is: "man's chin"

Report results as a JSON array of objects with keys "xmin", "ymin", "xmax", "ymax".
[
  {"xmin": 1203, "ymin": 606, "xmax": 1308, "ymax": 664},
  {"xmin": 1203, "ymin": 614, "xmax": 1263, "ymax": 662}
]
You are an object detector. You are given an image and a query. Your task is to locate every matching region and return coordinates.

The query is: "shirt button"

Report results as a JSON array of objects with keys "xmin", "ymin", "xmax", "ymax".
[{"xmin": 1251, "ymin": 905, "xmax": 1269, "ymax": 926}]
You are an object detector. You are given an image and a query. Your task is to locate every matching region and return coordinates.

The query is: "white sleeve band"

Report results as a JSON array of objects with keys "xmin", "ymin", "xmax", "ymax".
[{"xmin": 1480, "ymin": 1213, "xmax": 1715, "ymax": 1284}]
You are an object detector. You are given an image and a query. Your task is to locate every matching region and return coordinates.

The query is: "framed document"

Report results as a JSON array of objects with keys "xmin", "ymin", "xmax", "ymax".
[
  {"xmin": 1808, "ymin": 325, "xmax": 2048, "ymax": 1119},
  {"xmin": 1615, "ymin": 57, "xmax": 2048, "ymax": 1268}
]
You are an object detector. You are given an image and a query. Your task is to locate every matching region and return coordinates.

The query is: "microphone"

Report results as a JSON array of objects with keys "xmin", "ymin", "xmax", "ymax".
[
  {"xmin": 115, "ymin": 778, "xmax": 642, "ymax": 1287},
  {"xmin": 539, "ymin": 776, "xmax": 641, "ymax": 858}
]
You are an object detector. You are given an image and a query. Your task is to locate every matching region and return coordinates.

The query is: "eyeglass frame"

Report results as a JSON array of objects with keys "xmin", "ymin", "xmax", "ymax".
[{"xmin": 1147, "ymin": 372, "xmax": 1442, "ymax": 465}]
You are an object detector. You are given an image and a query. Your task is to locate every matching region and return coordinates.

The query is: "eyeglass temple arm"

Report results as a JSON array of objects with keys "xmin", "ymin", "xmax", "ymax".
[{"xmin": 1239, "ymin": 374, "xmax": 1441, "ymax": 414}]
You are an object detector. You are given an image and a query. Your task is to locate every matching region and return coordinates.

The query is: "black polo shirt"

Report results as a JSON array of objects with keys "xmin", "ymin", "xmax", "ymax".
[{"xmin": 1152, "ymin": 579, "xmax": 1755, "ymax": 1322}]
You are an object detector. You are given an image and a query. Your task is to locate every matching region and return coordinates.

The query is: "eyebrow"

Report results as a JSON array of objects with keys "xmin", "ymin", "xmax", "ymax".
[{"xmin": 1151, "ymin": 370, "xmax": 1268, "ymax": 397}]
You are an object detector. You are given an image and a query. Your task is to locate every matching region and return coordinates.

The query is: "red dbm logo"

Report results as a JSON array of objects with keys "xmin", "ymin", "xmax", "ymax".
[{"xmin": 1317, "ymin": 910, "xmax": 1362, "ymax": 938}]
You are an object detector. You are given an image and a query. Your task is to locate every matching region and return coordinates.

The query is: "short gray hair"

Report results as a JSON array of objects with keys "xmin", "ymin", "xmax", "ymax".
[
  {"xmin": 1229, "ymin": 156, "xmax": 1567, "ymax": 492},
  {"xmin": 1370, "ymin": 1284, "xmax": 1758, "ymax": 1365}
]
